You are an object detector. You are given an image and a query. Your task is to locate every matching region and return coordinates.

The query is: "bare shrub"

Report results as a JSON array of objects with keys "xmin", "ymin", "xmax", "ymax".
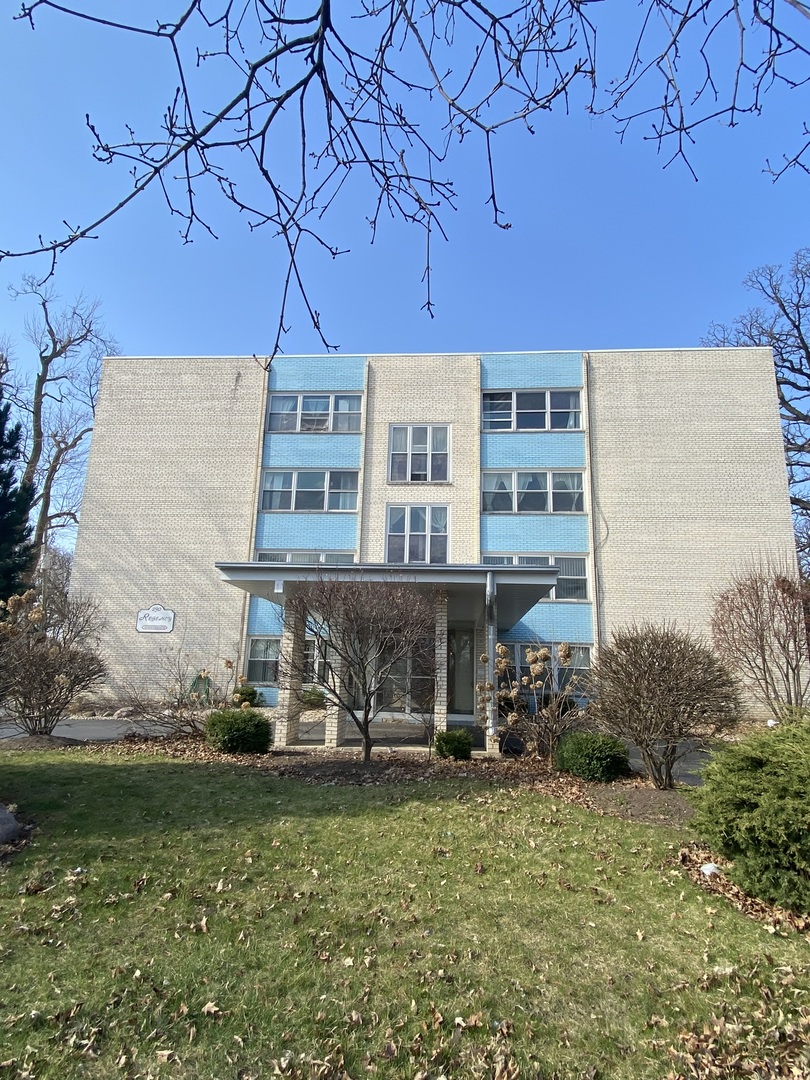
[
  {"xmin": 280, "ymin": 578, "xmax": 439, "ymax": 764},
  {"xmin": 123, "ymin": 649, "xmax": 242, "ymax": 737},
  {"xmin": 711, "ymin": 559, "xmax": 810, "ymax": 722},
  {"xmin": 493, "ymin": 642, "xmax": 582, "ymax": 757},
  {"xmin": 0, "ymin": 588, "xmax": 106, "ymax": 735},
  {"xmin": 587, "ymin": 622, "xmax": 741, "ymax": 789}
]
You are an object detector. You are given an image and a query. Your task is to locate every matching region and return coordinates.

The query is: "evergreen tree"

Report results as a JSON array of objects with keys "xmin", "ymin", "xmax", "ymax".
[{"xmin": 0, "ymin": 384, "xmax": 35, "ymax": 600}]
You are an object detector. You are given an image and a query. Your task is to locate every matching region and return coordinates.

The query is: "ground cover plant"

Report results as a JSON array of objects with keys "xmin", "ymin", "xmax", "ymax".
[{"xmin": 0, "ymin": 747, "xmax": 808, "ymax": 1079}]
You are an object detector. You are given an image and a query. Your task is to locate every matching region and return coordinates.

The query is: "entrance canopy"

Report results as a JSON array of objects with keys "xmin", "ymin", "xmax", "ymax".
[{"xmin": 215, "ymin": 562, "xmax": 558, "ymax": 628}]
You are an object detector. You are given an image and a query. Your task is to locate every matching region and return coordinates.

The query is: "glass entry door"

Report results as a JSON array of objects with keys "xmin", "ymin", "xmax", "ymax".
[{"xmin": 448, "ymin": 627, "xmax": 475, "ymax": 714}]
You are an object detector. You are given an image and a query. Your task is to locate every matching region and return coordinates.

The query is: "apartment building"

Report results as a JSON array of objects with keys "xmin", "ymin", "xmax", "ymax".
[{"xmin": 70, "ymin": 348, "xmax": 794, "ymax": 743}]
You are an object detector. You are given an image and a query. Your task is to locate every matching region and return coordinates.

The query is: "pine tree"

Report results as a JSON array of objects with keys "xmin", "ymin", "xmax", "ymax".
[{"xmin": 0, "ymin": 384, "xmax": 35, "ymax": 600}]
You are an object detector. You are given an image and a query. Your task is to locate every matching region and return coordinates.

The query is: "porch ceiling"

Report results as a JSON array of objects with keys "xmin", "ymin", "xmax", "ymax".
[{"xmin": 215, "ymin": 562, "xmax": 559, "ymax": 627}]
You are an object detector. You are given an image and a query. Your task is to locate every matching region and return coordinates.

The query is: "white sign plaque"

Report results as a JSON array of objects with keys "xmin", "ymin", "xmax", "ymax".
[{"xmin": 136, "ymin": 604, "xmax": 175, "ymax": 634}]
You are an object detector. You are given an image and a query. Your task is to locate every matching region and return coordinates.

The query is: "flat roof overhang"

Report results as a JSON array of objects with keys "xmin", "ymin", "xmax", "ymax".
[{"xmin": 215, "ymin": 562, "xmax": 558, "ymax": 627}]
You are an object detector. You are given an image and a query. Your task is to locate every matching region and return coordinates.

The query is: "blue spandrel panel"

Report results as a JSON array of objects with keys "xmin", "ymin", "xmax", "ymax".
[
  {"xmin": 262, "ymin": 433, "xmax": 362, "ymax": 469},
  {"xmin": 269, "ymin": 356, "xmax": 366, "ymax": 391},
  {"xmin": 480, "ymin": 515, "xmax": 589, "ymax": 553},
  {"xmin": 247, "ymin": 595, "xmax": 283, "ymax": 635},
  {"xmin": 254, "ymin": 513, "xmax": 359, "ymax": 550},
  {"xmin": 481, "ymin": 353, "xmax": 583, "ymax": 390},
  {"xmin": 481, "ymin": 432, "xmax": 586, "ymax": 470},
  {"xmin": 498, "ymin": 602, "xmax": 594, "ymax": 644}
]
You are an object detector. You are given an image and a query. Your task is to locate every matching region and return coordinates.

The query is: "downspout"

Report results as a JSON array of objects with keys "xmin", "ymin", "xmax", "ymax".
[
  {"xmin": 583, "ymin": 353, "xmax": 602, "ymax": 650},
  {"xmin": 486, "ymin": 571, "xmax": 498, "ymax": 745}
]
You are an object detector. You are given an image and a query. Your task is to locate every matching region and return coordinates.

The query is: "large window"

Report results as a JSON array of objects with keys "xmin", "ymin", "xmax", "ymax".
[
  {"xmin": 482, "ymin": 390, "xmax": 581, "ymax": 431},
  {"xmin": 267, "ymin": 393, "xmax": 362, "ymax": 433},
  {"xmin": 247, "ymin": 637, "xmax": 280, "ymax": 683},
  {"xmin": 481, "ymin": 554, "xmax": 588, "ymax": 599},
  {"xmin": 482, "ymin": 471, "xmax": 584, "ymax": 513},
  {"xmin": 386, "ymin": 505, "xmax": 448, "ymax": 564},
  {"xmin": 389, "ymin": 425, "xmax": 449, "ymax": 482},
  {"xmin": 261, "ymin": 470, "xmax": 358, "ymax": 511}
]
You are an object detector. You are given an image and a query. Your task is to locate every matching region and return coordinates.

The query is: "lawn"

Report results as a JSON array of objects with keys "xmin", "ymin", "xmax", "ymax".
[{"xmin": 0, "ymin": 748, "xmax": 807, "ymax": 1079}]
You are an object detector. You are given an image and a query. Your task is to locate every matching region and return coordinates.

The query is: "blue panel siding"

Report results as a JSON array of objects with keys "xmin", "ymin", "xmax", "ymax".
[
  {"xmin": 480, "ymin": 515, "xmax": 590, "ymax": 552},
  {"xmin": 499, "ymin": 602, "xmax": 594, "ymax": 644},
  {"xmin": 269, "ymin": 356, "xmax": 366, "ymax": 391},
  {"xmin": 262, "ymin": 433, "xmax": 362, "ymax": 469},
  {"xmin": 481, "ymin": 432, "xmax": 586, "ymax": 469},
  {"xmin": 247, "ymin": 595, "xmax": 283, "ymax": 635},
  {"xmin": 481, "ymin": 353, "xmax": 583, "ymax": 389},
  {"xmin": 255, "ymin": 512, "xmax": 358, "ymax": 550}
]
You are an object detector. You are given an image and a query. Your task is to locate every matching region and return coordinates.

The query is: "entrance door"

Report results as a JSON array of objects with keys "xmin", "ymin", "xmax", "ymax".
[{"xmin": 447, "ymin": 627, "xmax": 475, "ymax": 714}]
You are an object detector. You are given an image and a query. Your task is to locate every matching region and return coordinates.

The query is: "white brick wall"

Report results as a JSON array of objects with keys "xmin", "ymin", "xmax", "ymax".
[
  {"xmin": 70, "ymin": 356, "xmax": 266, "ymax": 696},
  {"xmin": 586, "ymin": 348, "xmax": 795, "ymax": 642},
  {"xmin": 359, "ymin": 354, "xmax": 481, "ymax": 563}
]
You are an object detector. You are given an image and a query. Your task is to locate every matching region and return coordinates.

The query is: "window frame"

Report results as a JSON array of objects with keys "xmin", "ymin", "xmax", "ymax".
[
  {"xmin": 386, "ymin": 504, "xmax": 449, "ymax": 564},
  {"xmin": 388, "ymin": 424, "xmax": 450, "ymax": 483},
  {"xmin": 260, "ymin": 469, "xmax": 359, "ymax": 512},
  {"xmin": 482, "ymin": 389, "xmax": 582, "ymax": 432},
  {"xmin": 266, "ymin": 392, "xmax": 362, "ymax": 433},
  {"xmin": 481, "ymin": 471, "xmax": 585, "ymax": 514},
  {"xmin": 255, "ymin": 550, "xmax": 356, "ymax": 564},
  {"xmin": 246, "ymin": 637, "xmax": 280, "ymax": 684},
  {"xmin": 480, "ymin": 553, "xmax": 588, "ymax": 600}
]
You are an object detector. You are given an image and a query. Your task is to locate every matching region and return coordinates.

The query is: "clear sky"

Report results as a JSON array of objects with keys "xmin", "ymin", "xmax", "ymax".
[{"xmin": 1, "ymin": 4, "xmax": 808, "ymax": 365}]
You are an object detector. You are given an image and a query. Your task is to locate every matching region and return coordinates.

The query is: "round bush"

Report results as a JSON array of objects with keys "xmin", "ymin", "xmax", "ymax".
[
  {"xmin": 554, "ymin": 731, "xmax": 631, "ymax": 782},
  {"xmin": 692, "ymin": 721, "xmax": 810, "ymax": 913},
  {"xmin": 435, "ymin": 728, "xmax": 474, "ymax": 760},
  {"xmin": 205, "ymin": 708, "xmax": 271, "ymax": 754}
]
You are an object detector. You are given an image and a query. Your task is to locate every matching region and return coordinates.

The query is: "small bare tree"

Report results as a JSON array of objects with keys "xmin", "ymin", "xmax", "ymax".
[
  {"xmin": 279, "ymin": 578, "xmax": 438, "ymax": 764},
  {"xmin": 492, "ymin": 642, "xmax": 582, "ymax": 758},
  {"xmin": 587, "ymin": 622, "xmax": 741, "ymax": 790},
  {"xmin": 711, "ymin": 559, "xmax": 810, "ymax": 722},
  {"xmin": 123, "ymin": 649, "xmax": 241, "ymax": 737},
  {"xmin": 0, "ymin": 588, "xmax": 106, "ymax": 736},
  {"xmin": 1, "ymin": 277, "xmax": 117, "ymax": 557}
]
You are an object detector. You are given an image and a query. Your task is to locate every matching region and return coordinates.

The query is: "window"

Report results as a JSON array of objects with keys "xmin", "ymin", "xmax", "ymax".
[
  {"xmin": 481, "ymin": 471, "xmax": 584, "ymax": 513},
  {"xmin": 256, "ymin": 550, "xmax": 355, "ymax": 564},
  {"xmin": 482, "ymin": 390, "xmax": 581, "ymax": 431},
  {"xmin": 267, "ymin": 393, "xmax": 362, "ymax": 433},
  {"xmin": 497, "ymin": 641, "xmax": 591, "ymax": 691},
  {"xmin": 481, "ymin": 554, "xmax": 588, "ymax": 600},
  {"xmin": 247, "ymin": 637, "xmax": 280, "ymax": 683},
  {"xmin": 386, "ymin": 505, "xmax": 448, "ymax": 564},
  {"xmin": 389, "ymin": 425, "xmax": 449, "ymax": 482},
  {"xmin": 260, "ymin": 470, "xmax": 358, "ymax": 511}
]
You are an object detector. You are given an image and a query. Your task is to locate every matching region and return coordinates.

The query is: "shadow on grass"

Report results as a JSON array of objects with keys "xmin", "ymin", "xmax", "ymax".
[{"xmin": 0, "ymin": 751, "xmax": 484, "ymax": 848}]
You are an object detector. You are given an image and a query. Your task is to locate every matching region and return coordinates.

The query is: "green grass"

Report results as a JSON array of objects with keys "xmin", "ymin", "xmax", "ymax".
[{"xmin": 0, "ymin": 750, "xmax": 807, "ymax": 1080}]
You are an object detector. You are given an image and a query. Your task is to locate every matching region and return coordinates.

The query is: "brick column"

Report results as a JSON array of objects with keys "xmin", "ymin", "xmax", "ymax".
[
  {"xmin": 433, "ymin": 592, "xmax": 448, "ymax": 733},
  {"xmin": 324, "ymin": 692, "xmax": 350, "ymax": 747},
  {"xmin": 275, "ymin": 602, "xmax": 304, "ymax": 746}
]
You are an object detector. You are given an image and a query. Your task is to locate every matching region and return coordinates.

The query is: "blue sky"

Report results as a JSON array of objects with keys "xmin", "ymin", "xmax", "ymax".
[{"xmin": 0, "ymin": 4, "xmax": 808, "ymax": 364}]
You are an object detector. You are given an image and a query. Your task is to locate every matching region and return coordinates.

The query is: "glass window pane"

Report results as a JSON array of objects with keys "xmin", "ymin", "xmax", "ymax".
[
  {"xmin": 482, "ymin": 472, "xmax": 513, "ymax": 512},
  {"xmin": 409, "ymin": 506, "xmax": 427, "ymax": 533},
  {"xmin": 429, "ymin": 533, "xmax": 447, "ymax": 563},
  {"xmin": 409, "ymin": 534, "xmax": 427, "ymax": 562},
  {"xmin": 294, "ymin": 471, "xmax": 326, "ymax": 510},
  {"xmin": 517, "ymin": 555, "xmax": 552, "ymax": 565},
  {"xmin": 551, "ymin": 473, "xmax": 584, "ymax": 512},
  {"xmin": 411, "ymin": 426, "xmax": 429, "ymax": 450},
  {"xmin": 430, "ymin": 453, "xmax": 448, "ymax": 481},
  {"xmin": 516, "ymin": 392, "xmax": 546, "ymax": 411},
  {"xmin": 261, "ymin": 472, "xmax": 292, "ymax": 510},
  {"xmin": 517, "ymin": 472, "xmax": 548, "ymax": 513},
  {"xmin": 267, "ymin": 395, "xmax": 299, "ymax": 431},
  {"xmin": 390, "ymin": 454, "xmax": 408, "ymax": 481},
  {"xmin": 256, "ymin": 551, "xmax": 289, "ymax": 562},
  {"xmin": 410, "ymin": 453, "xmax": 428, "ymax": 481},
  {"xmin": 300, "ymin": 396, "xmax": 330, "ymax": 430},
  {"xmin": 388, "ymin": 507, "xmax": 406, "ymax": 533},
  {"xmin": 391, "ymin": 426, "xmax": 409, "ymax": 453},
  {"xmin": 482, "ymin": 554, "xmax": 513, "ymax": 564},
  {"xmin": 482, "ymin": 392, "xmax": 512, "ymax": 430},
  {"xmin": 556, "ymin": 579, "xmax": 587, "ymax": 600},
  {"xmin": 431, "ymin": 426, "xmax": 448, "ymax": 452},
  {"xmin": 387, "ymin": 535, "xmax": 406, "ymax": 562},
  {"xmin": 430, "ymin": 506, "xmax": 448, "ymax": 533},
  {"xmin": 328, "ymin": 472, "xmax": 358, "ymax": 509}
]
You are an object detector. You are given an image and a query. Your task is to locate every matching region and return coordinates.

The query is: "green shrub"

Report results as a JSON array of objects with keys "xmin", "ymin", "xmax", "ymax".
[
  {"xmin": 233, "ymin": 682, "xmax": 259, "ymax": 707},
  {"xmin": 299, "ymin": 687, "xmax": 327, "ymax": 710},
  {"xmin": 435, "ymin": 728, "xmax": 474, "ymax": 760},
  {"xmin": 693, "ymin": 721, "xmax": 810, "ymax": 913},
  {"xmin": 205, "ymin": 708, "xmax": 271, "ymax": 754},
  {"xmin": 554, "ymin": 731, "xmax": 631, "ymax": 782}
]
